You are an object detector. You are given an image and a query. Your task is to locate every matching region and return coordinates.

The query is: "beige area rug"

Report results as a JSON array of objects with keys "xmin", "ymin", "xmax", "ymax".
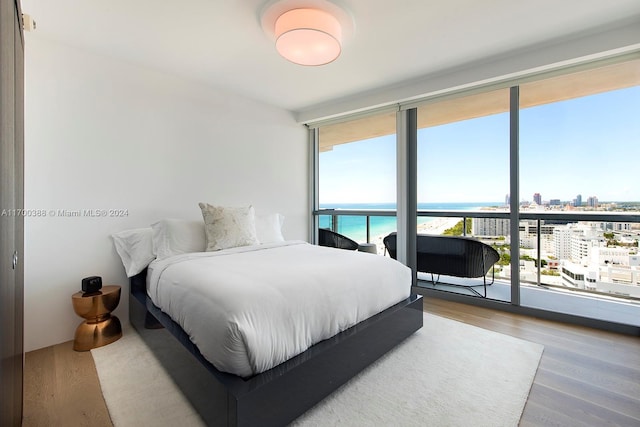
[{"xmin": 92, "ymin": 313, "xmax": 543, "ymax": 427}]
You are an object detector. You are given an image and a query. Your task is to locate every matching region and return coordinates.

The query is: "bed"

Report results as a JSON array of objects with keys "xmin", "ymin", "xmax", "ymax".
[{"xmin": 116, "ymin": 211, "xmax": 423, "ymax": 426}]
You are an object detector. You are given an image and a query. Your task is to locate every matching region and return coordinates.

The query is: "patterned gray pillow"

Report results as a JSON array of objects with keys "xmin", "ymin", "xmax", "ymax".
[{"xmin": 198, "ymin": 203, "xmax": 259, "ymax": 251}]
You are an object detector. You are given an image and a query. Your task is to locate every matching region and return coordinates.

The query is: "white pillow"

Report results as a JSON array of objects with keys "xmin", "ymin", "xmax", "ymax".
[
  {"xmin": 255, "ymin": 213, "xmax": 285, "ymax": 243},
  {"xmin": 198, "ymin": 203, "xmax": 259, "ymax": 251},
  {"xmin": 111, "ymin": 228, "xmax": 155, "ymax": 277},
  {"xmin": 151, "ymin": 219, "xmax": 206, "ymax": 260}
]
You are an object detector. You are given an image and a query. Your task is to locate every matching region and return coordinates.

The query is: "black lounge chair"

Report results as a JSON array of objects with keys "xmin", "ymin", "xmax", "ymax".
[
  {"xmin": 383, "ymin": 233, "xmax": 500, "ymax": 297},
  {"xmin": 318, "ymin": 228, "xmax": 359, "ymax": 251}
]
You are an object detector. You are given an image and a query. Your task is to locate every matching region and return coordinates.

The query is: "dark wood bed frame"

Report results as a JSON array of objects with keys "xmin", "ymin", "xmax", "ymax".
[{"xmin": 129, "ymin": 268, "xmax": 423, "ymax": 426}]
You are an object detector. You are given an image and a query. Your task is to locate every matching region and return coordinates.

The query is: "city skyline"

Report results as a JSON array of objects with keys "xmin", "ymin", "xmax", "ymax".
[{"xmin": 513, "ymin": 192, "xmax": 601, "ymax": 206}]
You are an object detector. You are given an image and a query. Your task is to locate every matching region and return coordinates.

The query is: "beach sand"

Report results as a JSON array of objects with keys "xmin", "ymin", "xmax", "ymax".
[{"xmin": 371, "ymin": 217, "xmax": 460, "ymax": 255}]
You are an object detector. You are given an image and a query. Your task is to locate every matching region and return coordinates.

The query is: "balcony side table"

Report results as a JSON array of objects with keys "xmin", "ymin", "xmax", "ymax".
[
  {"xmin": 71, "ymin": 285, "xmax": 122, "ymax": 351},
  {"xmin": 358, "ymin": 243, "xmax": 378, "ymax": 254}
]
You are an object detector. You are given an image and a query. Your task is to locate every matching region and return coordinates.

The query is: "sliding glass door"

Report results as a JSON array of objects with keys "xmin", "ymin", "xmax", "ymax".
[{"xmin": 415, "ymin": 89, "xmax": 511, "ymax": 301}]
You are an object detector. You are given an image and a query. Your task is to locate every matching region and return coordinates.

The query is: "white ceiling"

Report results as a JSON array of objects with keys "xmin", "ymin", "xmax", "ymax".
[{"xmin": 20, "ymin": 0, "xmax": 640, "ymax": 114}]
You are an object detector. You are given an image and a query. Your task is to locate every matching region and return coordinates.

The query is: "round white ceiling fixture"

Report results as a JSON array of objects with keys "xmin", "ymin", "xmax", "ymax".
[{"xmin": 260, "ymin": 0, "xmax": 355, "ymax": 66}]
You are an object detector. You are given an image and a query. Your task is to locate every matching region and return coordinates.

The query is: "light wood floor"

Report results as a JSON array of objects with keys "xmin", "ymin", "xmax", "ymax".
[
  {"xmin": 425, "ymin": 298, "xmax": 640, "ymax": 427},
  {"xmin": 23, "ymin": 298, "xmax": 640, "ymax": 426},
  {"xmin": 23, "ymin": 341, "xmax": 112, "ymax": 426}
]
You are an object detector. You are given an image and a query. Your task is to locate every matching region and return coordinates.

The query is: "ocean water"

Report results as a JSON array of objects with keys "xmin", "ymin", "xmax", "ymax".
[{"xmin": 318, "ymin": 202, "xmax": 496, "ymax": 242}]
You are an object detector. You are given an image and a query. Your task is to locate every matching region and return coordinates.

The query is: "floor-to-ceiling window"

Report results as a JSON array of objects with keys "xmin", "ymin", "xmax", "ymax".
[
  {"xmin": 518, "ymin": 59, "xmax": 640, "ymax": 324},
  {"xmin": 311, "ymin": 55, "xmax": 640, "ymax": 328},
  {"xmin": 316, "ymin": 110, "xmax": 397, "ymax": 253}
]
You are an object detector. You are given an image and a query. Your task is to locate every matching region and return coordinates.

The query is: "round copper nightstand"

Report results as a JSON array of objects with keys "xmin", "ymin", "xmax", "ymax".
[{"xmin": 71, "ymin": 285, "xmax": 122, "ymax": 351}]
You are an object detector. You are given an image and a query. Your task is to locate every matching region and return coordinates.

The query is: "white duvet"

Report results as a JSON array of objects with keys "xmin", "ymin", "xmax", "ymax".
[{"xmin": 147, "ymin": 241, "xmax": 411, "ymax": 377}]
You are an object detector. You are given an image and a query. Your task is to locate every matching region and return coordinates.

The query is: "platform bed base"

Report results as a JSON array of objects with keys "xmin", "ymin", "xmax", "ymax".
[{"xmin": 129, "ymin": 270, "xmax": 423, "ymax": 427}]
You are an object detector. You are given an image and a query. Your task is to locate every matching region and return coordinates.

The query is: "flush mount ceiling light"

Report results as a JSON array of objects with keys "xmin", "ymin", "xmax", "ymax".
[
  {"xmin": 260, "ymin": 0, "xmax": 354, "ymax": 66},
  {"xmin": 275, "ymin": 8, "xmax": 341, "ymax": 65}
]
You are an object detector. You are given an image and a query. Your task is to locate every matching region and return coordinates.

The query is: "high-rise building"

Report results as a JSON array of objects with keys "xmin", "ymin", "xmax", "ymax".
[
  {"xmin": 571, "ymin": 236, "xmax": 594, "ymax": 263},
  {"xmin": 473, "ymin": 217, "xmax": 510, "ymax": 237},
  {"xmin": 575, "ymin": 194, "xmax": 582, "ymax": 207},
  {"xmin": 587, "ymin": 196, "xmax": 598, "ymax": 208},
  {"xmin": 505, "ymin": 194, "xmax": 510, "ymax": 206},
  {"xmin": 519, "ymin": 220, "xmax": 555, "ymax": 248},
  {"xmin": 549, "ymin": 199, "xmax": 561, "ymax": 206},
  {"xmin": 533, "ymin": 192, "xmax": 542, "ymax": 205},
  {"xmin": 554, "ymin": 226, "xmax": 576, "ymax": 260}
]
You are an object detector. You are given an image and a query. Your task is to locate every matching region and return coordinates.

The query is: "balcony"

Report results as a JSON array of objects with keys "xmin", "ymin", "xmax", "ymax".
[{"xmin": 315, "ymin": 207, "xmax": 640, "ymax": 329}]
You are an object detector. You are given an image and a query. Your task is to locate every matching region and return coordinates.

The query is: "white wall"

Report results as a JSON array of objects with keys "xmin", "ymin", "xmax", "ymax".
[{"xmin": 23, "ymin": 36, "xmax": 308, "ymax": 352}]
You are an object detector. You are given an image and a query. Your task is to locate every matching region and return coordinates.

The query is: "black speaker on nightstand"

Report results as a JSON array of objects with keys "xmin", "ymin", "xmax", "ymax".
[{"xmin": 81, "ymin": 276, "xmax": 102, "ymax": 293}]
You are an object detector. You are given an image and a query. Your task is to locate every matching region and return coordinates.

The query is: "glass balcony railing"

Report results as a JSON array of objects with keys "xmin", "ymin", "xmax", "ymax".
[{"xmin": 314, "ymin": 208, "xmax": 640, "ymax": 308}]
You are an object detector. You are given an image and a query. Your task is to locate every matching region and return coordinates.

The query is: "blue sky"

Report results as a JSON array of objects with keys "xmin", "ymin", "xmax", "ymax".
[{"xmin": 320, "ymin": 85, "xmax": 640, "ymax": 204}]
